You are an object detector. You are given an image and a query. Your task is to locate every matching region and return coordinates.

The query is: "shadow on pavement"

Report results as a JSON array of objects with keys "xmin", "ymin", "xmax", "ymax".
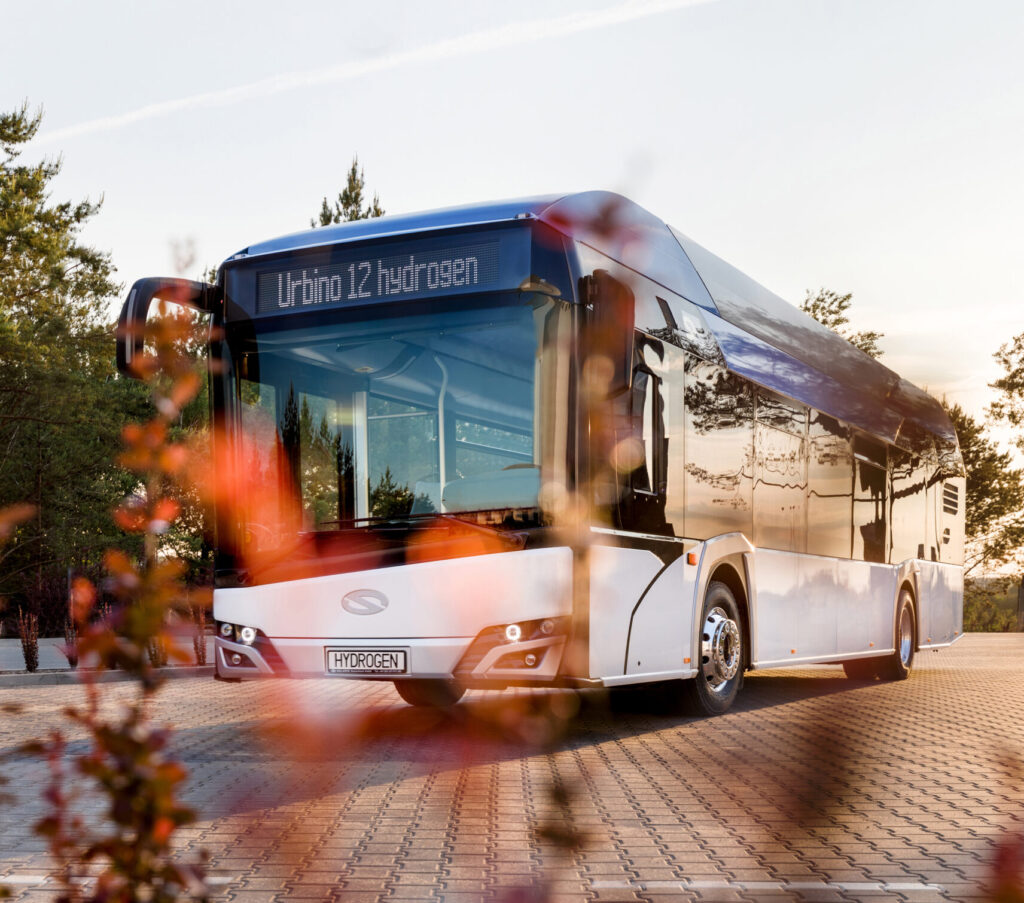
[{"xmin": 103, "ymin": 667, "xmax": 878, "ymax": 822}]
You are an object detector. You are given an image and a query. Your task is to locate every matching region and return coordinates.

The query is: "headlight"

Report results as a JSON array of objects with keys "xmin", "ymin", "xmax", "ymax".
[
  {"xmin": 504, "ymin": 623, "xmax": 522, "ymax": 643},
  {"xmin": 238, "ymin": 626, "xmax": 257, "ymax": 646},
  {"xmin": 219, "ymin": 622, "xmax": 234, "ymax": 638}
]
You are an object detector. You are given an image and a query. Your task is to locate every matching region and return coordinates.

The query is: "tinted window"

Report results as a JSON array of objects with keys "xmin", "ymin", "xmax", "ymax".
[
  {"xmin": 853, "ymin": 460, "xmax": 887, "ymax": 563},
  {"xmin": 853, "ymin": 434, "xmax": 887, "ymax": 468},
  {"xmin": 683, "ymin": 357, "xmax": 753, "ymax": 540},
  {"xmin": 753, "ymin": 422, "xmax": 807, "ymax": 552},
  {"xmin": 889, "ymin": 446, "xmax": 928, "ymax": 562},
  {"xmin": 757, "ymin": 389, "xmax": 807, "ymax": 436},
  {"xmin": 651, "ymin": 295, "xmax": 725, "ymax": 364},
  {"xmin": 807, "ymin": 413, "xmax": 853, "ymax": 558}
]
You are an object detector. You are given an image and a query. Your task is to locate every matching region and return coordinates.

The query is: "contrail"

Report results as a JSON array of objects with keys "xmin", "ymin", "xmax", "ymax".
[{"xmin": 37, "ymin": 0, "xmax": 718, "ymax": 145}]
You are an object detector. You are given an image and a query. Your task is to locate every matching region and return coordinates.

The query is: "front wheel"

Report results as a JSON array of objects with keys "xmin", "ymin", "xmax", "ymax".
[
  {"xmin": 393, "ymin": 678, "xmax": 465, "ymax": 708},
  {"xmin": 877, "ymin": 589, "xmax": 916, "ymax": 681},
  {"xmin": 683, "ymin": 581, "xmax": 745, "ymax": 716}
]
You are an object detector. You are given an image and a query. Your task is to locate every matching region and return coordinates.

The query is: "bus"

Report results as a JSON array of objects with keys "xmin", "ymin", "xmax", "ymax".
[{"xmin": 116, "ymin": 191, "xmax": 965, "ymax": 715}]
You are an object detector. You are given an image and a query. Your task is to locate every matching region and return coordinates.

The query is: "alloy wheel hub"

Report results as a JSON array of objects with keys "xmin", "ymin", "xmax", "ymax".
[{"xmin": 702, "ymin": 606, "xmax": 740, "ymax": 691}]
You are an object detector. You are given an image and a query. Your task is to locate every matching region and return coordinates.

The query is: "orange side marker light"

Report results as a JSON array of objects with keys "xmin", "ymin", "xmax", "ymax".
[{"xmin": 686, "ymin": 552, "xmax": 697, "ymax": 566}]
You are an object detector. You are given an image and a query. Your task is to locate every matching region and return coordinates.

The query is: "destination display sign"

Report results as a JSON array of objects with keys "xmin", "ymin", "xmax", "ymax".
[{"xmin": 255, "ymin": 241, "xmax": 500, "ymax": 316}]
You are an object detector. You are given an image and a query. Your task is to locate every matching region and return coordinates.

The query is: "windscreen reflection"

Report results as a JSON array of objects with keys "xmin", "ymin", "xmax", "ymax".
[{"xmin": 228, "ymin": 297, "xmax": 565, "ymax": 546}]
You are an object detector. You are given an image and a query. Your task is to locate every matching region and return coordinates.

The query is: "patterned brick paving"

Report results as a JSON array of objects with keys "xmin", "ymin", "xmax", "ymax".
[{"xmin": 1, "ymin": 633, "xmax": 1022, "ymax": 901}]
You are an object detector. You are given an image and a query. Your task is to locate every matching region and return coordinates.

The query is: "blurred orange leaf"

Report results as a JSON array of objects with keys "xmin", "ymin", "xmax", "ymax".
[
  {"xmin": 113, "ymin": 505, "xmax": 148, "ymax": 533},
  {"xmin": 151, "ymin": 497, "xmax": 180, "ymax": 528},
  {"xmin": 103, "ymin": 549, "xmax": 136, "ymax": 577},
  {"xmin": 169, "ymin": 371, "xmax": 201, "ymax": 408},
  {"xmin": 158, "ymin": 444, "xmax": 188, "ymax": 474},
  {"xmin": 0, "ymin": 503, "xmax": 36, "ymax": 540},
  {"xmin": 70, "ymin": 578, "xmax": 96, "ymax": 622}
]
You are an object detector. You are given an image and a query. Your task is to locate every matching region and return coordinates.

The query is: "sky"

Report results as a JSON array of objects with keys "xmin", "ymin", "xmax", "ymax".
[{"xmin": 4, "ymin": 0, "xmax": 1023, "ymax": 428}]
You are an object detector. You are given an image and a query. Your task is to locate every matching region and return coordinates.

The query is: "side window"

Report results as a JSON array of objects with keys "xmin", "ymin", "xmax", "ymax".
[
  {"xmin": 752, "ymin": 389, "xmax": 808, "ymax": 553},
  {"xmin": 852, "ymin": 435, "xmax": 887, "ymax": 563},
  {"xmin": 648, "ymin": 293, "xmax": 724, "ymax": 364},
  {"xmin": 889, "ymin": 445, "xmax": 928, "ymax": 563},
  {"xmin": 683, "ymin": 357, "xmax": 754, "ymax": 540},
  {"xmin": 753, "ymin": 423, "xmax": 807, "ymax": 553},
  {"xmin": 807, "ymin": 412, "xmax": 853, "ymax": 558},
  {"xmin": 613, "ymin": 334, "xmax": 670, "ymax": 536},
  {"xmin": 756, "ymin": 389, "xmax": 807, "ymax": 436},
  {"xmin": 628, "ymin": 369, "xmax": 654, "ymax": 494}
]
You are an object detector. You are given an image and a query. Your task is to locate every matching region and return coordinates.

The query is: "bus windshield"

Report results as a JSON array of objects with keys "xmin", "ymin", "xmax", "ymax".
[{"xmin": 224, "ymin": 293, "xmax": 570, "ymax": 547}]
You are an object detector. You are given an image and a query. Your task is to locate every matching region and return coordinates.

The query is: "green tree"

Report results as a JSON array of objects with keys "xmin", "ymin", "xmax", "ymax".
[
  {"xmin": 801, "ymin": 288, "xmax": 884, "ymax": 359},
  {"xmin": 0, "ymin": 102, "xmax": 145, "ymax": 633},
  {"xmin": 311, "ymin": 156, "xmax": 384, "ymax": 226},
  {"xmin": 962, "ymin": 577, "xmax": 1018, "ymax": 632},
  {"xmin": 990, "ymin": 333, "xmax": 1024, "ymax": 455},
  {"xmin": 369, "ymin": 467, "xmax": 415, "ymax": 519},
  {"xmin": 944, "ymin": 402, "xmax": 1024, "ymax": 575}
]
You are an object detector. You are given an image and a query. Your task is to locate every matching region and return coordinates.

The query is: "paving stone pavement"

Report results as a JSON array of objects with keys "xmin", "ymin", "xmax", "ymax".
[{"xmin": 1, "ymin": 633, "xmax": 1022, "ymax": 902}]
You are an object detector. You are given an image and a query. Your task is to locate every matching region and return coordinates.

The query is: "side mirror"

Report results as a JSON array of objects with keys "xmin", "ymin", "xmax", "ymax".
[
  {"xmin": 580, "ymin": 269, "xmax": 635, "ymax": 398},
  {"xmin": 116, "ymin": 277, "xmax": 220, "ymax": 377}
]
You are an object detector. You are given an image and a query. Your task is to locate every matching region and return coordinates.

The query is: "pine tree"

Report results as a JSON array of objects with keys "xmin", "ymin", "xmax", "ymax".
[
  {"xmin": 369, "ymin": 467, "xmax": 415, "ymax": 519},
  {"xmin": 0, "ymin": 102, "xmax": 147, "ymax": 634},
  {"xmin": 311, "ymin": 156, "xmax": 384, "ymax": 227}
]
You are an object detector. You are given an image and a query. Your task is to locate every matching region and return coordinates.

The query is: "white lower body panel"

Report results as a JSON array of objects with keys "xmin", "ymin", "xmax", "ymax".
[
  {"xmin": 753, "ymin": 550, "xmax": 898, "ymax": 667},
  {"xmin": 587, "ymin": 539, "xmax": 701, "ymax": 685},
  {"xmin": 214, "ymin": 546, "xmax": 573, "ymax": 679},
  {"xmin": 751, "ymin": 550, "xmax": 964, "ymax": 667},
  {"xmin": 917, "ymin": 561, "xmax": 964, "ymax": 647}
]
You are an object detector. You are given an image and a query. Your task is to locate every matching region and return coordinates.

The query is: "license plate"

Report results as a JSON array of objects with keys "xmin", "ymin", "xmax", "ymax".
[{"xmin": 325, "ymin": 648, "xmax": 407, "ymax": 674}]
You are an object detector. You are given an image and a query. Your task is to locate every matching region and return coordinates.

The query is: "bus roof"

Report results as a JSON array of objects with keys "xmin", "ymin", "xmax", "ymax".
[{"xmin": 230, "ymin": 191, "xmax": 956, "ymax": 447}]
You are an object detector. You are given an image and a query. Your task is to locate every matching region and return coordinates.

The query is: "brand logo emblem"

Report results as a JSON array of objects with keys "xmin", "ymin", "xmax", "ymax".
[{"xmin": 341, "ymin": 589, "xmax": 390, "ymax": 616}]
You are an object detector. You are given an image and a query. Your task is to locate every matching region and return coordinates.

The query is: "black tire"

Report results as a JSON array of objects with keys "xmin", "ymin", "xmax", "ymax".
[
  {"xmin": 841, "ymin": 658, "xmax": 879, "ymax": 680},
  {"xmin": 877, "ymin": 589, "xmax": 916, "ymax": 681},
  {"xmin": 393, "ymin": 678, "xmax": 465, "ymax": 708},
  {"xmin": 683, "ymin": 580, "xmax": 745, "ymax": 716}
]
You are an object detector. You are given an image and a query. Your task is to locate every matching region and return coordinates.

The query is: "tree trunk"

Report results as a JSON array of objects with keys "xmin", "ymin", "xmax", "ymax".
[{"xmin": 1017, "ymin": 578, "xmax": 1024, "ymax": 632}]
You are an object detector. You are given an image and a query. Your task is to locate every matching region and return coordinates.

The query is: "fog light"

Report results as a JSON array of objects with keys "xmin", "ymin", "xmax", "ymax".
[
  {"xmin": 230, "ymin": 653, "xmax": 243, "ymax": 666},
  {"xmin": 219, "ymin": 622, "xmax": 234, "ymax": 638},
  {"xmin": 525, "ymin": 653, "xmax": 538, "ymax": 667},
  {"xmin": 239, "ymin": 626, "xmax": 257, "ymax": 646},
  {"xmin": 540, "ymin": 619, "xmax": 555, "ymax": 635},
  {"xmin": 504, "ymin": 623, "xmax": 522, "ymax": 643}
]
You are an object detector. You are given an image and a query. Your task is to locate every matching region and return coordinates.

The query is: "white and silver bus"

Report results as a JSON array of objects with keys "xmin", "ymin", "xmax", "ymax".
[{"xmin": 117, "ymin": 192, "xmax": 965, "ymax": 715}]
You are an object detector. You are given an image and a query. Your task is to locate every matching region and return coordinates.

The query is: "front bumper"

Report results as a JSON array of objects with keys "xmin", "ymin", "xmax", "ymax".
[
  {"xmin": 214, "ymin": 546, "xmax": 574, "ymax": 684},
  {"xmin": 214, "ymin": 629, "xmax": 569, "ymax": 686},
  {"xmin": 216, "ymin": 634, "xmax": 472, "ymax": 680}
]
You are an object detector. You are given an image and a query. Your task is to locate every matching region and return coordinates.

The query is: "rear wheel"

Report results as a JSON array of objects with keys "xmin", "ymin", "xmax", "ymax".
[
  {"xmin": 683, "ymin": 580, "xmax": 744, "ymax": 716},
  {"xmin": 393, "ymin": 678, "xmax": 465, "ymax": 708},
  {"xmin": 878, "ymin": 589, "xmax": 916, "ymax": 681}
]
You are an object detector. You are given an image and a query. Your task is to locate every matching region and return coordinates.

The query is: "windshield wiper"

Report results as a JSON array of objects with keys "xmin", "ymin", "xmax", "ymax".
[{"xmin": 317, "ymin": 508, "xmax": 538, "ymax": 541}]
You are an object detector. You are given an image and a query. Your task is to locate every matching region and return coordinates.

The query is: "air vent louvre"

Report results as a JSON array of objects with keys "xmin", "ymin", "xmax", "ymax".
[{"xmin": 942, "ymin": 483, "xmax": 959, "ymax": 515}]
